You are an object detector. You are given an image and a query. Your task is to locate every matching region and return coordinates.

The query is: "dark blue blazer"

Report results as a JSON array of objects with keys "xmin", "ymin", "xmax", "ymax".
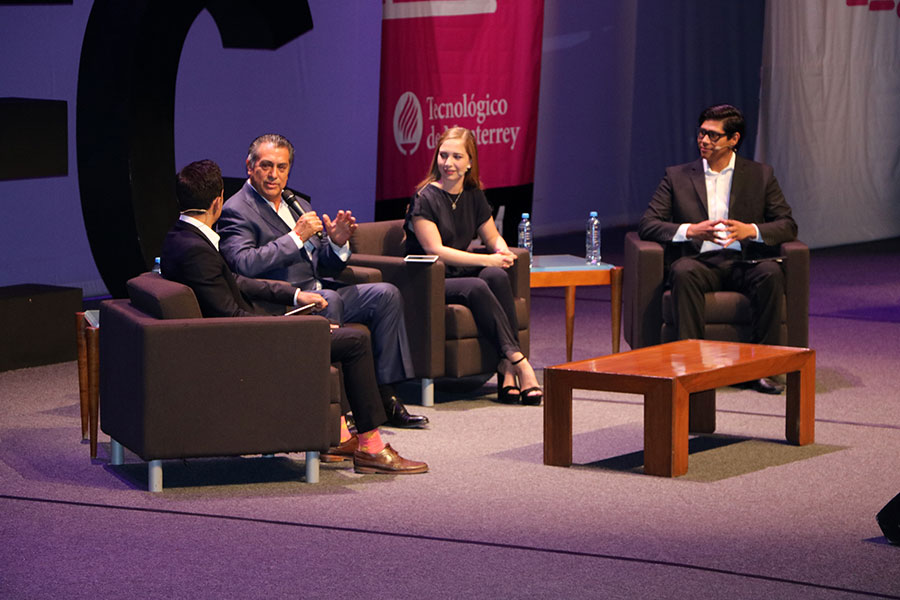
[{"xmin": 218, "ymin": 181, "xmax": 347, "ymax": 290}]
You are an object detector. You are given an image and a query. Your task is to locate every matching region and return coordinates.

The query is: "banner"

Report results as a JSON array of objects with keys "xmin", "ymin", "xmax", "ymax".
[
  {"xmin": 376, "ymin": 0, "xmax": 544, "ymax": 204},
  {"xmin": 756, "ymin": 0, "xmax": 900, "ymax": 248}
]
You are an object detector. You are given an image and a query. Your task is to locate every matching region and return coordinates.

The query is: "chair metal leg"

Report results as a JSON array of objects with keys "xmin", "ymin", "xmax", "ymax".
[
  {"xmin": 110, "ymin": 439, "xmax": 124, "ymax": 465},
  {"xmin": 148, "ymin": 460, "xmax": 162, "ymax": 492},
  {"xmin": 421, "ymin": 378, "xmax": 434, "ymax": 407},
  {"xmin": 305, "ymin": 451, "xmax": 320, "ymax": 483}
]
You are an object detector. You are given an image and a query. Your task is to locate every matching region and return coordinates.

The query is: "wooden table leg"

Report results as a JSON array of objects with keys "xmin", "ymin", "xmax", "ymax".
[
  {"xmin": 543, "ymin": 370, "xmax": 574, "ymax": 466},
  {"xmin": 643, "ymin": 380, "xmax": 689, "ymax": 477},
  {"xmin": 75, "ymin": 313, "xmax": 89, "ymax": 440},
  {"xmin": 564, "ymin": 285, "xmax": 576, "ymax": 362},
  {"xmin": 785, "ymin": 353, "xmax": 815, "ymax": 445},
  {"xmin": 689, "ymin": 389, "xmax": 716, "ymax": 433},
  {"xmin": 86, "ymin": 326, "xmax": 100, "ymax": 459},
  {"xmin": 610, "ymin": 267, "xmax": 622, "ymax": 353}
]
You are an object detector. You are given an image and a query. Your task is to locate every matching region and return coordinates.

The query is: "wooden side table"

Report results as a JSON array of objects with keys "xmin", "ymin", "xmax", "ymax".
[
  {"xmin": 530, "ymin": 255, "xmax": 623, "ymax": 361},
  {"xmin": 543, "ymin": 340, "xmax": 815, "ymax": 477},
  {"xmin": 76, "ymin": 311, "xmax": 100, "ymax": 458}
]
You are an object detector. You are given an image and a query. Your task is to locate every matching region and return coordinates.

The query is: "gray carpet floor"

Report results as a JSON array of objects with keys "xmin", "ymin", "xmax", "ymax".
[{"xmin": 2, "ymin": 239, "xmax": 899, "ymax": 599}]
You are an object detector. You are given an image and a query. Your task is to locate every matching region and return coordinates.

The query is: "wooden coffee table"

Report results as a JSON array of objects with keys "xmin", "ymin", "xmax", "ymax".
[{"xmin": 543, "ymin": 340, "xmax": 815, "ymax": 477}]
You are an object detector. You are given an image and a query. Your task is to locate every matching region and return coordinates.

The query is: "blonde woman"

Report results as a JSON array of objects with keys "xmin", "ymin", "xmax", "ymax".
[{"xmin": 404, "ymin": 127, "xmax": 542, "ymax": 405}]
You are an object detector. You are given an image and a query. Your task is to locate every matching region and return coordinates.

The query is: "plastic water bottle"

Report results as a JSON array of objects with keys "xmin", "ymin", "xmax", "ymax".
[
  {"xmin": 517, "ymin": 213, "xmax": 533, "ymax": 266},
  {"xmin": 152, "ymin": 257, "xmax": 162, "ymax": 275},
  {"xmin": 586, "ymin": 211, "xmax": 601, "ymax": 265}
]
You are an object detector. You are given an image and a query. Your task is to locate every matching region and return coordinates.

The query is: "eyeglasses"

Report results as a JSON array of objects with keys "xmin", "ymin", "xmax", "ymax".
[{"xmin": 697, "ymin": 128, "xmax": 729, "ymax": 143}]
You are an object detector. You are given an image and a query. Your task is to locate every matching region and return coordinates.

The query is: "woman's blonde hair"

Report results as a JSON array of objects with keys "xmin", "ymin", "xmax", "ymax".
[{"xmin": 415, "ymin": 126, "xmax": 482, "ymax": 193}]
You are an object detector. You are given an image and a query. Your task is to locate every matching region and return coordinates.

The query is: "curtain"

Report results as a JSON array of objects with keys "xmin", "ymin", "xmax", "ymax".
[{"xmin": 756, "ymin": 0, "xmax": 900, "ymax": 248}]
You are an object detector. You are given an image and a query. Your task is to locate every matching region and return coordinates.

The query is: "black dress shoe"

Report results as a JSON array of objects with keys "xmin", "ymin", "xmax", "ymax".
[
  {"xmin": 737, "ymin": 377, "xmax": 785, "ymax": 395},
  {"xmin": 344, "ymin": 412, "xmax": 357, "ymax": 435},
  {"xmin": 383, "ymin": 396, "xmax": 429, "ymax": 428}
]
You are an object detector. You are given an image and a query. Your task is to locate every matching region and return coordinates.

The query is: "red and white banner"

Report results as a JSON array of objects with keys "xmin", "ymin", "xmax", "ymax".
[{"xmin": 376, "ymin": 0, "xmax": 544, "ymax": 202}]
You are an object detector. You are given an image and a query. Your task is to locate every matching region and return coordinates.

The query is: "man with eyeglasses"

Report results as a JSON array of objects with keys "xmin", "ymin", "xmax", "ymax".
[{"xmin": 638, "ymin": 104, "xmax": 798, "ymax": 394}]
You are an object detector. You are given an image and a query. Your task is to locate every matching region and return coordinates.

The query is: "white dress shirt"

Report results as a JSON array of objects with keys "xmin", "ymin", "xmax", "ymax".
[
  {"xmin": 672, "ymin": 152, "xmax": 760, "ymax": 253},
  {"xmin": 180, "ymin": 214, "xmax": 219, "ymax": 249}
]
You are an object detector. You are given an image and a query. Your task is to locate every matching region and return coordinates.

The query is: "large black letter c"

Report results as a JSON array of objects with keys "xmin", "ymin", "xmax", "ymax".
[{"xmin": 76, "ymin": 0, "xmax": 313, "ymax": 297}]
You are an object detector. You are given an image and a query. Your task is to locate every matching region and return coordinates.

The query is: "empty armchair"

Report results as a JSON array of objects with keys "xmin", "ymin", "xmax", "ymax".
[
  {"xmin": 349, "ymin": 219, "xmax": 531, "ymax": 406},
  {"xmin": 623, "ymin": 231, "xmax": 809, "ymax": 350},
  {"xmin": 99, "ymin": 272, "xmax": 341, "ymax": 491}
]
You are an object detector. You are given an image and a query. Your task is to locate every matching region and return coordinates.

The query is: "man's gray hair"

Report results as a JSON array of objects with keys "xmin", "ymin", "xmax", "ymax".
[{"xmin": 247, "ymin": 133, "xmax": 295, "ymax": 168}]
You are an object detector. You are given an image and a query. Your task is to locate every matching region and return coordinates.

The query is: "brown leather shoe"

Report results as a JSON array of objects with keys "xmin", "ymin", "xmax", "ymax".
[
  {"xmin": 353, "ymin": 444, "xmax": 428, "ymax": 474},
  {"xmin": 321, "ymin": 434, "xmax": 358, "ymax": 463}
]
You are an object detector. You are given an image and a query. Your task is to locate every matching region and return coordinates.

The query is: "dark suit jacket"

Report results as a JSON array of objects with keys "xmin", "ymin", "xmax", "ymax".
[
  {"xmin": 160, "ymin": 220, "xmax": 296, "ymax": 318},
  {"xmin": 218, "ymin": 181, "xmax": 348, "ymax": 290},
  {"xmin": 638, "ymin": 155, "xmax": 797, "ymax": 265}
]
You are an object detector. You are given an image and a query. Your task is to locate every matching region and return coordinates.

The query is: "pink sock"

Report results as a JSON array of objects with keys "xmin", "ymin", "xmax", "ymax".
[
  {"xmin": 339, "ymin": 417, "xmax": 352, "ymax": 443},
  {"xmin": 358, "ymin": 429, "xmax": 385, "ymax": 454}
]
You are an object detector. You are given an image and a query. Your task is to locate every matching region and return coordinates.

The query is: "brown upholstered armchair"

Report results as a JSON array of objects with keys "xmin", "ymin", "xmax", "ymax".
[
  {"xmin": 623, "ymin": 231, "xmax": 809, "ymax": 350},
  {"xmin": 99, "ymin": 272, "xmax": 341, "ymax": 491},
  {"xmin": 349, "ymin": 219, "xmax": 531, "ymax": 406}
]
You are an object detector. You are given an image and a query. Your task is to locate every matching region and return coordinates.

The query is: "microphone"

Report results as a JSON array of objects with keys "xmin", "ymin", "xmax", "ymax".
[{"xmin": 282, "ymin": 188, "xmax": 324, "ymax": 240}]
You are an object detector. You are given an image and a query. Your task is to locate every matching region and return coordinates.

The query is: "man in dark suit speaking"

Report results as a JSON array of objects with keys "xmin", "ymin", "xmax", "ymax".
[
  {"xmin": 160, "ymin": 159, "xmax": 427, "ymax": 474},
  {"xmin": 638, "ymin": 104, "xmax": 798, "ymax": 394},
  {"xmin": 217, "ymin": 134, "xmax": 426, "ymax": 428}
]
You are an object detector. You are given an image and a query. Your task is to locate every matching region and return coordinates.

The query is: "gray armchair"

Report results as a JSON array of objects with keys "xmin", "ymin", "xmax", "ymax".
[
  {"xmin": 99, "ymin": 272, "xmax": 341, "ymax": 491},
  {"xmin": 623, "ymin": 231, "xmax": 809, "ymax": 350},
  {"xmin": 349, "ymin": 219, "xmax": 531, "ymax": 406}
]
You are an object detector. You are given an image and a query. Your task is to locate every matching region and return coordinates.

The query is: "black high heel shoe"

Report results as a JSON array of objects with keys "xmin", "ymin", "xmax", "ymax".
[
  {"xmin": 519, "ymin": 387, "xmax": 543, "ymax": 406},
  {"xmin": 511, "ymin": 355, "xmax": 543, "ymax": 405},
  {"xmin": 498, "ymin": 384, "xmax": 521, "ymax": 404},
  {"xmin": 497, "ymin": 359, "xmax": 521, "ymax": 404}
]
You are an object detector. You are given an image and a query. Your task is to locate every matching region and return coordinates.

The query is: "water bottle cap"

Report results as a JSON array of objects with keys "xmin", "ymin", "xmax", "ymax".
[
  {"xmin": 522, "ymin": 213, "xmax": 530, "ymax": 219},
  {"xmin": 154, "ymin": 257, "xmax": 161, "ymax": 264},
  {"xmin": 589, "ymin": 211, "xmax": 598, "ymax": 217}
]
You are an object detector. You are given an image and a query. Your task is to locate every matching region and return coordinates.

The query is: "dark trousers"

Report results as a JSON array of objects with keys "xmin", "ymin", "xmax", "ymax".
[
  {"xmin": 668, "ymin": 251, "xmax": 785, "ymax": 345},
  {"xmin": 329, "ymin": 327, "xmax": 387, "ymax": 434},
  {"xmin": 445, "ymin": 266, "xmax": 520, "ymax": 357}
]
